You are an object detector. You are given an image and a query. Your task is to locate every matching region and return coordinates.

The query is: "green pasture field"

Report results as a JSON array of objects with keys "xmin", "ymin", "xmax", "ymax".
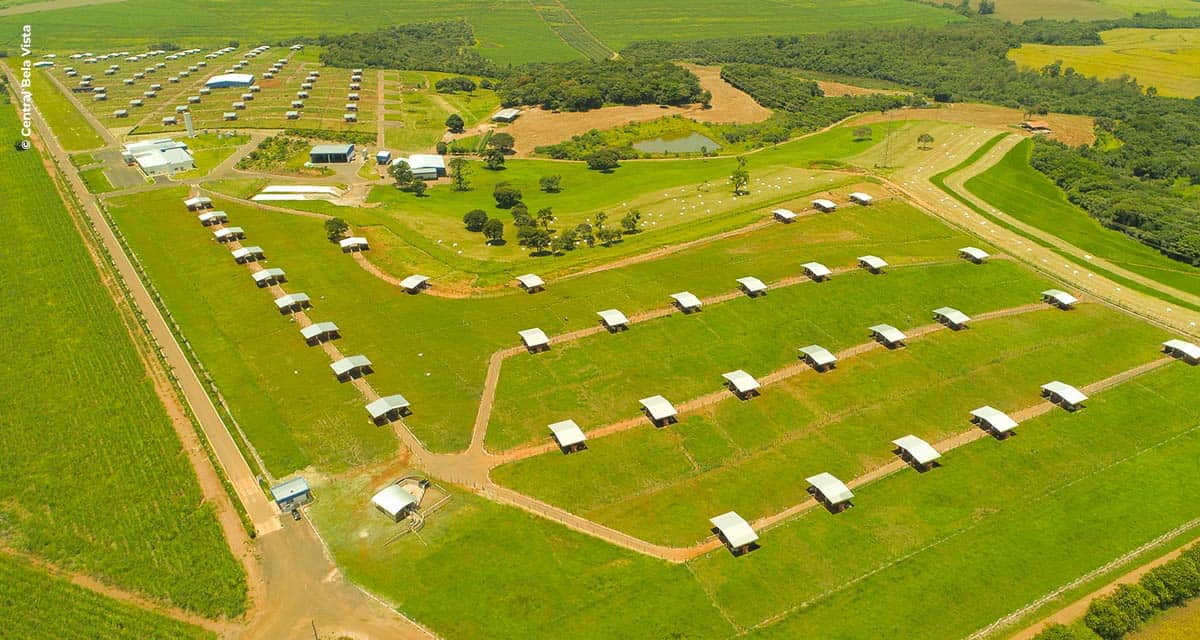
[
  {"xmin": 407, "ymin": 71, "xmax": 501, "ymax": 128},
  {"xmin": 0, "ymin": 105, "xmax": 245, "ymax": 616},
  {"xmin": 964, "ymin": 139, "xmax": 1200, "ymax": 299},
  {"xmin": 493, "ymin": 303, "xmax": 1169, "ymax": 545},
  {"xmin": 79, "ymin": 166, "xmax": 115, "ymax": 192},
  {"xmin": 172, "ymin": 132, "xmax": 251, "ymax": 179},
  {"xmin": 529, "ymin": 0, "xmax": 614, "ymax": 61},
  {"xmin": 1130, "ymin": 598, "xmax": 1200, "ymax": 640},
  {"xmin": 974, "ymin": 0, "xmax": 1200, "ymax": 22},
  {"xmin": 28, "ymin": 69, "xmax": 105, "ymax": 151},
  {"xmin": 0, "ymin": 554, "xmax": 215, "ymax": 640},
  {"xmin": 1009, "ymin": 29, "xmax": 1200, "ymax": 99}
]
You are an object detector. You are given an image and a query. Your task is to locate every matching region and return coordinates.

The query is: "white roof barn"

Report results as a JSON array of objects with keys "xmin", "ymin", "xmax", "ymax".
[
  {"xmin": 548, "ymin": 419, "xmax": 587, "ymax": 451},
  {"xmin": 371, "ymin": 485, "xmax": 418, "ymax": 522},
  {"xmin": 710, "ymin": 511, "xmax": 759, "ymax": 553},
  {"xmin": 858, "ymin": 255, "xmax": 887, "ymax": 273},
  {"xmin": 1042, "ymin": 381, "xmax": 1087, "ymax": 410},
  {"xmin": 960, "ymin": 246, "xmax": 989, "ymax": 263},
  {"xmin": 339, "ymin": 236, "xmax": 369, "ymax": 252},
  {"xmin": 1163, "ymin": 339, "xmax": 1200, "ymax": 364},
  {"xmin": 970, "ymin": 406, "xmax": 1019, "ymax": 435},
  {"xmin": 331, "ymin": 355, "xmax": 372, "ymax": 379},
  {"xmin": 773, "ymin": 208, "xmax": 797, "ymax": 223},
  {"xmin": 870, "ymin": 324, "xmax": 907, "ymax": 347},
  {"xmin": 399, "ymin": 275, "xmax": 430, "ymax": 293},
  {"xmin": 933, "ymin": 306, "xmax": 971, "ymax": 329},
  {"xmin": 231, "ymin": 246, "xmax": 264, "ymax": 262},
  {"xmin": 274, "ymin": 292, "xmax": 311, "ymax": 313},
  {"xmin": 807, "ymin": 472, "xmax": 853, "ymax": 509},
  {"xmin": 301, "ymin": 321, "xmax": 339, "ymax": 344},
  {"xmin": 515, "ymin": 273, "xmax": 545, "ymax": 292},
  {"xmin": 640, "ymin": 395, "xmax": 678, "ymax": 425},
  {"xmin": 365, "ymin": 395, "xmax": 411, "ymax": 422},
  {"xmin": 812, "ymin": 198, "xmax": 837, "ymax": 212},
  {"xmin": 197, "ymin": 210, "xmax": 227, "ymax": 225},
  {"xmin": 213, "ymin": 226, "xmax": 244, "ymax": 241},
  {"xmin": 849, "ymin": 192, "xmax": 874, "ymax": 205},
  {"xmin": 737, "ymin": 276, "xmax": 767, "ymax": 297},
  {"xmin": 670, "ymin": 291, "xmax": 702, "ymax": 312},
  {"xmin": 1042, "ymin": 289, "xmax": 1079, "ymax": 309},
  {"xmin": 518, "ymin": 328, "xmax": 550, "ymax": 351},
  {"xmin": 798, "ymin": 344, "xmax": 837, "ymax": 370},
  {"xmin": 251, "ymin": 267, "xmax": 286, "ymax": 286},
  {"xmin": 801, "ymin": 261, "xmax": 832, "ymax": 281},
  {"xmin": 722, "ymin": 370, "xmax": 761, "ymax": 397},
  {"xmin": 892, "ymin": 435, "xmax": 941, "ymax": 468},
  {"xmin": 597, "ymin": 309, "xmax": 629, "ymax": 330},
  {"xmin": 492, "ymin": 108, "xmax": 520, "ymax": 122}
]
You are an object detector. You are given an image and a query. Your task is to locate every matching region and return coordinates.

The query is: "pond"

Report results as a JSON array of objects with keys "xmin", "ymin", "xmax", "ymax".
[{"xmin": 632, "ymin": 132, "xmax": 722, "ymax": 154}]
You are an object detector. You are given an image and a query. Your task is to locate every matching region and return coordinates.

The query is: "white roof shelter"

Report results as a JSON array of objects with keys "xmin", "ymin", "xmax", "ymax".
[
  {"xmin": 710, "ymin": 512, "xmax": 759, "ymax": 550},
  {"xmin": 197, "ymin": 211, "xmax": 227, "ymax": 225},
  {"xmin": 1163, "ymin": 339, "xmax": 1200, "ymax": 363},
  {"xmin": 1042, "ymin": 381, "xmax": 1087, "ymax": 407},
  {"xmin": 933, "ymin": 306, "xmax": 971, "ymax": 328},
  {"xmin": 301, "ymin": 321, "xmax": 339, "ymax": 342},
  {"xmin": 858, "ymin": 255, "xmax": 888, "ymax": 272},
  {"xmin": 548, "ymin": 420, "xmax": 586, "ymax": 449},
  {"xmin": 251, "ymin": 267, "xmax": 285, "ymax": 284},
  {"xmin": 960, "ymin": 246, "xmax": 989, "ymax": 263},
  {"xmin": 492, "ymin": 108, "xmax": 520, "ymax": 122},
  {"xmin": 231, "ymin": 246, "xmax": 263, "ymax": 261},
  {"xmin": 722, "ymin": 370, "xmax": 761, "ymax": 395},
  {"xmin": 183, "ymin": 195, "xmax": 212, "ymax": 210},
  {"xmin": 371, "ymin": 485, "xmax": 417, "ymax": 521},
  {"xmin": 516, "ymin": 274, "xmax": 545, "ymax": 291},
  {"xmin": 773, "ymin": 208, "xmax": 797, "ymax": 222},
  {"xmin": 807, "ymin": 472, "xmax": 853, "ymax": 505},
  {"xmin": 812, "ymin": 198, "xmax": 837, "ymax": 212},
  {"xmin": 798, "ymin": 344, "xmax": 837, "ymax": 368},
  {"xmin": 597, "ymin": 309, "xmax": 629, "ymax": 329},
  {"xmin": 970, "ymin": 406, "xmax": 1018, "ymax": 434},
  {"xmin": 1042, "ymin": 289, "xmax": 1079, "ymax": 308},
  {"xmin": 331, "ymin": 355, "xmax": 372, "ymax": 377},
  {"xmin": 518, "ymin": 328, "xmax": 549, "ymax": 350},
  {"xmin": 399, "ymin": 275, "xmax": 430, "ymax": 292},
  {"xmin": 849, "ymin": 192, "xmax": 874, "ymax": 205},
  {"xmin": 274, "ymin": 293, "xmax": 310, "ymax": 311},
  {"xmin": 365, "ymin": 395, "xmax": 411, "ymax": 420},
  {"xmin": 802, "ymin": 261, "xmax": 832, "ymax": 280},
  {"xmin": 213, "ymin": 226, "xmax": 244, "ymax": 240},
  {"xmin": 640, "ymin": 395, "xmax": 678, "ymax": 422},
  {"xmin": 670, "ymin": 291, "xmax": 702, "ymax": 311},
  {"xmin": 870, "ymin": 324, "xmax": 907, "ymax": 346},
  {"xmin": 892, "ymin": 435, "xmax": 941, "ymax": 466},
  {"xmin": 737, "ymin": 276, "xmax": 767, "ymax": 295},
  {"xmin": 339, "ymin": 236, "xmax": 369, "ymax": 251}
]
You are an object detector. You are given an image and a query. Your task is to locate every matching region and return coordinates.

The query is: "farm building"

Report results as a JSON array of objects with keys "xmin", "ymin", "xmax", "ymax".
[
  {"xmin": 1041, "ymin": 381, "xmax": 1087, "ymax": 411},
  {"xmin": 398, "ymin": 274, "xmax": 430, "ymax": 294},
  {"xmin": 274, "ymin": 292, "xmax": 311, "ymax": 314},
  {"xmin": 301, "ymin": 321, "xmax": 340, "ymax": 345},
  {"xmin": 1042, "ymin": 289, "xmax": 1079, "ymax": 309},
  {"xmin": 269, "ymin": 477, "xmax": 312, "ymax": 511},
  {"xmin": 183, "ymin": 195, "xmax": 212, "ymax": 210},
  {"xmin": 959, "ymin": 246, "xmax": 989, "ymax": 264},
  {"xmin": 807, "ymin": 472, "xmax": 853, "ymax": 512},
  {"xmin": 518, "ymin": 328, "xmax": 550, "ymax": 353},
  {"xmin": 597, "ymin": 309, "xmax": 630, "ymax": 331},
  {"xmin": 343, "ymin": 113, "xmax": 358, "ymax": 123},
  {"xmin": 736, "ymin": 276, "xmax": 768, "ymax": 297},
  {"xmin": 371, "ymin": 485, "xmax": 418, "ymax": 522},
  {"xmin": 812, "ymin": 198, "xmax": 837, "ymax": 212},
  {"xmin": 772, "ymin": 208, "xmax": 797, "ymax": 223},
  {"xmin": 892, "ymin": 435, "xmax": 941, "ymax": 471},
  {"xmin": 366, "ymin": 394, "xmax": 412, "ymax": 424},
  {"xmin": 286, "ymin": 110, "xmax": 300, "ymax": 120},
  {"xmin": 130, "ymin": 98, "xmax": 143, "ymax": 107},
  {"xmin": 347, "ymin": 92, "xmax": 359, "ymax": 101},
  {"xmin": 376, "ymin": 150, "xmax": 392, "ymax": 165},
  {"xmin": 161, "ymin": 116, "xmax": 177, "ymax": 126},
  {"xmin": 125, "ymin": 138, "xmax": 194, "ymax": 176},
  {"xmin": 548, "ymin": 419, "xmax": 587, "ymax": 453},
  {"xmin": 1163, "ymin": 339, "xmax": 1200, "ymax": 365},
  {"xmin": 309, "ymin": 143, "xmax": 355, "ymax": 164},
  {"xmin": 331, "ymin": 355, "xmax": 373, "ymax": 381},
  {"xmin": 849, "ymin": 192, "xmax": 874, "ymax": 205},
  {"xmin": 113, "ymin": 109, "xmax": 129, "ymax": 118},
  {"xmin": 231, "ymin": 102, "xmax": 245, "ymax": 110},
  {"xmin": 394, "ymin": 154, "xmax": 446, "ymax": 178},
  {"xmin": 205, "ymin": 72, "xmax": 254, "ymax": 88},
  {"xmin": 231, "ymin": 246, "xmax": 264, "ymax": 263},
  {"xmin": 212, "ymin": 226, "xmax": 245, "ymax": 242},
  {"xmin": 802, "ymin": 261, "xmax": 832, "ymax": 281},
  {"xmin": 722, "ymin": 370, "xmax": 761, "ymax": 399},
  {"xmin": 339, "ymin": 237, "xmax": 369, "ymax": 253},
  {"xmin": 1020, "ymin": 120, "xmax": 1053, "ymax": 133},
  {"xmin": 870, "ymin": 324, "xmax": 907, "ymax": 348},
  {"xmin": 188, "ymin": 95, "xmax": 200, "ymax": 104},
  {"xmin": 345, "ymin": 103, "xmax": 358, "ymax": 112},
  {"xmin": 798, "ymin": 344, "xmax": 837, "ymax": 371},
  {"xmin": 858, "ymin": 255, "xmax": 887, "ymax": 274},
  {"xmin": 492, "ymin": 108, "xmax": 520, "ymax": 122},
  {"xmin": 251, "ymin": 267, "xmax": 286, "ymax": 287},
  {"xmin": 933, "ymin": 306, "xmax": 971, "ymax": 330},
  {"xmin": 640, "ymin": 395, "xmax": 678, "ymax": 426},
  {"xmin": 240, "ymin": 93, "xmax": 254, "ymax": 101},
  {"xmin": 971, "ymin": 405, "xmax": 1019, "ymax": 437},
  {"xmin": 710, "ymin": 511, "xmax": 759, "ymax": 555},
  {"xmin": 670, "ymin": 291, "xmax": 702, "ymax": 313},
  {"xmin": 515, "ymin": 273, "xmax": 545, "ymax": 293}
]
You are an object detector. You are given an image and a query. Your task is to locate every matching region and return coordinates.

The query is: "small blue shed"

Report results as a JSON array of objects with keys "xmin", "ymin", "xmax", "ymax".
[
  {"xmin": 270, "ymin": 477, "xmax": 312, "ymax": 511},
  {"xmin": 376, "ymin": 150, "xmax": 392, "ymax": 165}
]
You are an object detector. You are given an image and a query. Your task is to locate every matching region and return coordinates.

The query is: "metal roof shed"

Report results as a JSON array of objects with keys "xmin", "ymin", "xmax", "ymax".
[
  {"xmin": 1163, "ymin": 339, "xmax": 1200, "ymax": 364},
  {"xmin": 339, "ymin": 236, "xmax": 369, "ymax": 252},
  {"xmin": 933, "ymin": 306, "xmax": 971, "ymax": 330},
  {"xmin": 798, "ymin": 344, "xmax": 837, "ymax": 371},
  {"xmin": 274, "ymin": 293, "xmax": 311, "ymax": 314},
  {"xmin": 858, "ymin": 255, "xmax": 887, "ymax": 274},
  {"xmin": 597, "ymin": 309, "xmax": 629, "ymax": 331},
  {"xmin": 1041, "ymin": 381, "xmax": 1087, "ymax": 410},
  {"xmin": 366, "ymin": 394, "xmax": 411, "ymax": 423},
  {"xmin": 959, "ymin": 246, "xmax": 989, "ymax": 263},
  {"xmin": 773, "ymin": 208, "xmax": 797, "ymax": 223},
  {"xmin": 515, "ymin": 274, "xmax": 545, "ymax": 292},
  {"xmin": 737, "ymin": 276, "xmax": 767, "ymax": 297},
  {"xmin": 518, "ymin": 328, "xmax": 550, "ymax": 352},
  {"xmin": 184, "ymin": 195, "xmax": 212, "ymax": 210},
  {"xmin": 301, "ymin": 321, "xmax": 339, "ymax": 345},
  {"xmin": 640, "ymin": 395, "xmax": 678, "ymax": 426},
  {"xmin": 892, "ymin": 435, "xmax": 941, "ymax": 470},
  {"xmin": 213, "ymin": 226, "xmax": 245, "ymax": 242},
  {"xmin": 269, "ymin": 477, "xmax": 312, "ymax": 509},
  {"xmin": 399, "ymin": 274, "xmax": 430, "ymax": 293},
  {"xmin": 807, "ymin": 472, "xmax": 853, "ymax": 511},
  {"xmin": 331, "ymin": 355, "xmax": 372, "ymax": 381},
  {"xmin": 371, "ymin": 485, "xmax": 417, "ymax": 522},
  {"xmin": 849, "ymin": 192, "xmax": 874, "ymax": 205},
  {"xmin": 670, "ymin": 291, "xmax": 702, "ymax": 313},
  {"xmin": 812, "ymin": 198, "xmax": 837, "ymax": 212},
  {"xmin": 710, "ymin": 511, "xmax": 759, "ymax": 554},
  {"xmin": 722, "ymin": 370, "xmax": 761, "ymax": 398},
  {"xmin": 231, "ymin": 246, "xmax": 264, "ymax": 263},
  {"xmin": 197, "ymin": 210, "xmax": 227, "ymax": 225},
  {"xmin": 870, "ymin": 324, "xmax": 907, "ymax": 348},
  {"xmin": 802, "ymin": 261, "xmax": 832, "ymax": 281},
  {"xmin": 1042, "ymin": 289, "xmax": 1079, "ymax": 309},
  {"xmin": 970, "ymin": 406, "xmax": 1019, "ymax": 437},
  {"xmin": 252, "ymin": 267, "xmax": 286, "ymax": 287},
  {"xmin": 548, "ymin": 420, "xmax": 587, "ymax": 452}
]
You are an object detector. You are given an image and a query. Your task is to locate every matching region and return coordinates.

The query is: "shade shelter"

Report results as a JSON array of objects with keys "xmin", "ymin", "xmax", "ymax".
[
  {"xmin": 858, "ymin": 255, "xmax": 887, "ymax": 274},
  {"xmin": 184, "ymin": 195, "xmax": 212, "ymax": 210},
  {"xmin": 515, "ymin": 274, "xmax": 545, "ymax": 293},
  {"xmin": 1042, "ymin": 289, "xmax": 1079, "ymax": 310},
  {"xmin": 339, "ymin": 236, "xmax": 369, "ymax": 253},
  {"xmin": 670, "ymin": 291, "xmax": 702, "ymax": 313},
  {"xmin": 869, "ymin": 324, "xmax": 907, "ymax": 348},
  {"xmin": 274, "ymin": 292, "xmax": 311, "ymax": 314},
  {"xmin": 722, "ymin": 370, "xmax": 761, "ymax": 399},
  {"xmin": 301, "ymin": 321, "xmax": 340, "ymax": 346},
  {"xmin": 548, "ymin": 419, "xmax": 587, "ymax": 453},
  {"xmin": 1163, "ymin": 339, "xmax": 1200, "ymax": 365},
  {"xmin": 801, "ymin": 262, "xmax": 832, "ymax": 282},
  {"xmin": 640, "ymin": 395, "xmax": 678, "ymax": 427},
  {"xmin": 518, "ymin": 328, "xmax": 550, "ymax": 353},
  {"xmin": 892, "ymin": 435, "xmax": 941, "ymax": 471},
  {"xmin": 806, "ymin": 472, "xmax": 853, "ymax": 512},
  {"xmin": 812, "ymin": 198, "xmax": 837, "ymax": 212},
  {"xmin": 773, "ymin": 208, "xmax": 797, "ymax": 223},
  {"xmin": 933, "ymin": 306, "xmax": 971, "ymax": 330},
  {"xmin": 959, "ymin": 246, "xmax": 989, "ymax": 264},
  {"xmin": 331, "ymin": 355, "xmax": 373, "ymax": 381},
  {"xmin": 736, "ymin": 277, "xmax": 767, "ymax": 297},
  {"xmin": 371, "ymin": 485, "xmax": 418, "ymax": 522},
  {"xmin": 798, "ymin": 344, "xmax": 837, "ymax": 371},
  {"xmin": 1041, "ymin": 381, "xmax": 1087, "ymax": 411},
  {"xmin": 597, "ymin": 309, "xmax": 629, "ymax": 332},
  {"xmin": 399, "ymin": 275, "xmax": 430, "ymax": 294},
  {"xmin": 710, "ymin": 512, "xmax": 759, "ymax": 555},
  {"xmin": 849, "ymin": 192, "xmax": 874, "ymax": 205},
  {"xmin": 213, "ymin": 226, "xmax": 244, "ymax": 242},
  {"xmin": 365, "ymin": 395, "xmax": 411, "ymax": 424},
  {"xmin": 231, "ymin": 246, "xmax": 264, "ymax": 263},
  {"xmin": 251, "ymin": 267, "xmax": 286, "ymax": 287},
  {"xmin": 970, "ymin": 406, "xmax": 1019, "ymax": 437},
  {"xmin": 197, "ymin": 210, "xmax": 227, "ymax": 226}
]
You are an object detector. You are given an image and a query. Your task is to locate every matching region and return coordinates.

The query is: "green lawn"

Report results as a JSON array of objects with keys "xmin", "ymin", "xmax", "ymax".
[
  {"xmin": 79, "ymin": 166, "xmax": 115, "ymax": 193},
  {"xmin": 29, "ymin": 69, "xmax": 105, "ymax": 151},
  {"xmin": 0, "ymin": 104, "xmax": 245, "ymax": 617}
]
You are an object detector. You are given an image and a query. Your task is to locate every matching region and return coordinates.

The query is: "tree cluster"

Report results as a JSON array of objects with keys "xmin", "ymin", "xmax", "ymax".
[
  {"xmin": 497, "ymin": 60, "xmax": 708, "ymax": 112},
  {"xmin": 316, "ymin": 20, "xmax": 496, "ymax": 76},
  {"xmin": 719, "ymin": 64, "xmax": 823, "ymax": 111},
  {"xmin": 435, "ymin": 76, "xmax": 477, "ymax": 93}
]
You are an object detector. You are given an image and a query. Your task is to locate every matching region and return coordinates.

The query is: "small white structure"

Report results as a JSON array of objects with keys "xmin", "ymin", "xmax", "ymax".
[
  {"xmin": 932, "ymin": 306, "xmax": 971, "ymax": 330},
  {"xmin": 274, "ymin": 292, "xmax": 311, "ymax": 314},
  {"xmin": 1041, "ymin": 381, "xmax": 1087, "ymax": 411},
  {"xmin": 670, "ymin": 291, "xmax": 702, "ymax": 313},
  {"xmin": 113, "ymin": 108, "xmax": 129, "ymax": 118},
  {"xmin": 548, "ymin": 419, "xmax": 587, "ymax": 453},
  {"xmin": 722, "ymin": 370, "xmax": 761, "ymax": 399},
  {"xmin": 212, "ymin": 226, "xmax": 244, "ymax": 242},
  {"xmin": 870, "ymin": 324, "xmax": 907, "ymax": 348},
  {"xmin": 366, "ymin": 395, "xmax": 411, "ymax": 423},
  {"xmin": 197, "ymin": 210, "xmax": 227, "ymax": 226},
  {"xmin": 772, "ymin": 208, "xmax": 797, "ymax": 223},
  {"xmin": 640, "ymin": 395, "xmax": 678, "ymax": 426},
  {"xmin": 344, "ymin": 113, "xmax": 358, "ymax": 123},
  {"xmin": 892, "ymin": 435, "xmax": 941, "ymax": 470},
  {"xmin": 518, "ymin": 328, "xmax": 550, "ymax": 353},
  {"xmin": 801, "ymin": 261, "xmax": 832, "ymax": 282},
  {"xmin": 161, "ymin": 116, "xmax": 177, "ymax": 126},
  {"xmin": 1163, "ymin": 339, "xmax": 1200, "ymax": 365},
  {"xmin": 806, "ymin": 472, "xmax": 853, "ymax": 512},
  {"xmin": 858, "ymin": 255, "xmax": 887, "ymax": 274},
  {"xmin": 710, "ymin": 511, "xmax": 759, "ymax": 555},
  {"xmin": 339, "ymin": 237, "xmax": 369, "ymax": 253},
  {"xmin": 737, "ymin": 276, "xmax": 768, "ymax": 297},
  {"xmin": 286, "ymin": 110, "xmax": 300, "ymax": 120},
  {"xmin": 849, "ymin": 192, "xmax": 874, "ymax": 205},
  {"xmin": 231, "ymin": 246, "xmax": 264, "ymax": 263},
  {"xmin": 515, "ymin": 274, "xmax": 545, "ymax": 293},
  {"xmin": 399, "ymin": 275, "xmax": 430, "ymax": 293},
  {"xmin": 812, "ymin": 198, "xmax": 837, "ymax": 212},
  {"xmin": 959, "ymin": 246, "xmax": 989, "ymax": 264},
  {"xmin": 205, "ymin": 72, "xmax": 254, "ymax": 88},
  {"xmin": 301, "ymin": 321, "xmax": 340, "ymax": 346},
  {"xmin": 1042, "ymin": 289, "xmax": 1079, "ymax": 310},
  {"xmin": 331, "ymin": 355, "xmax": 373, "ymax": 381},
  {"xmin": 127, "ymin": 138, "xmax": 194, "ymax": 176},
  {"xmin": 798, "ymin": 344, "xmax": 837, "ymax": 371},
  {"xmin": 371, "ymin": 485, "xmax": 418, "ymax": 522},
  {"xmin": 492, "ymin": 108, "xmax": 520, "ymax": 122},
  {"xmin": 597, "ymin": 309, "xmax": 629, "ymax": 331},
  {"xmin": 971, "ymin": 405, "xmax": 1018, "ymax": 437},
  {"xmin": 184, "ymin": 195, "xmax": 212, "ymax": 210},
  {"xmin": 251, "ymin": 267, "xmax": 286, "ymax": 287}
]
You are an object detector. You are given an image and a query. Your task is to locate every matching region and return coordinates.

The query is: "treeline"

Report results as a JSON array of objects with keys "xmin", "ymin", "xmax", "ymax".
[
  {"xmin": 497, "ymin": 60, "xmax": 708, "ymax": 111},
  {"xmin": 1019, "ymin": 12, "xmax": 1200, "ymax": 45},
  {"xmin": 315, "ymin": 20, "xmax": 496, "ymax": 76},
  {"xmin": 719, "ymin": 64, "xmax": 822, "ymax": 111}
]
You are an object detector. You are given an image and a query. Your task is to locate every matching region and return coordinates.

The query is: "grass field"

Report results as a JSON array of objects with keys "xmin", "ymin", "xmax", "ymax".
[
  {"xmin": 382, "ymin": 70, "xmax": 499, "ymax": 152},
  {"xmin": 79, "ymin": 165, "xmax": 115, "ymax": 192},
  {"xmin": 29, "ymin": 68, "xmax": 105, "ymax": 151},
  {"xmin": 0, "ymin": 103, "xmax": 245, "ymax": 616},
  {"xmin": 0, "ymin": 554, "xmax": 215, "ymax": 640},
  {"xmin": 1009, "ymin": 29, "xmax": 1200, "ymax": 99},
  {"xmin": 974, "ymin": 0, "xmax": 1200, "ymax": 22},
  {"xmin": 1131, "ymin": 598, "xmax": 1200, "ymax": 639}
]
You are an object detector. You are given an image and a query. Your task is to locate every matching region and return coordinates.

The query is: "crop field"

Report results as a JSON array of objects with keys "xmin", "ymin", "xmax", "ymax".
[
  {"xmin": 30, "ymin": 69, "xmax": 105, "ymax": 151},
  {"xmin": 0, "ymin": 105, "xmax": 245, "ymax": 616},
  {"xmin": 1009, "ymin": 29, "xmax": 1200, "ymax": 99},
  {"xmin": 0, "ymin": 554, "xmax": 215, "ymax": 640},
  {"xmin": 975, "ymin": 0, "xmax": 1200, "ymax": 22}
]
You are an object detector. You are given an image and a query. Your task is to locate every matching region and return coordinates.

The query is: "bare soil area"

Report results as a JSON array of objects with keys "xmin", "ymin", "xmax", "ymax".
[{"xmin": 855, "ymin": 102, "xmax": 1096, "ymax": 146}]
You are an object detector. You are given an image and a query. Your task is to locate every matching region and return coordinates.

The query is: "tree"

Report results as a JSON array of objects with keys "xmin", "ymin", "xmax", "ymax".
[
  {"xmin": 536, "ymin": 207, "xmax": 555, "ymax": 229},
  {"xmin": 435, "ymin": 141, "xmax": 448, "ymax": 155},
  {"xmin": 448, "ymin": 156, "xmax": 471, "ymax": 191},
  {"xmin": 518, "ymin": 226, "xmax": 552, "ymax": 254},
  {"xmin": 483, "ymin": 148, "xmax": 505, "ymax": 170},
  {"xmin": 539, "ymin": 174, "xmax": 562, "ymax": 193},
  {"xmin": 575, "ymin": 222, "xmax": 594, "ymax": 247},
  {"xmin": 585, "ymin": 148, "xmax": 620, "ymax": 172},
  {"xmin": 1030, "ymin": 624, "xmax": 1079, "ymax": 640},
  {"xmin": 409, "ymin": 179, "xmax": 427, "ymax": 197},
  {"xmin": 463, "ymin": 209, "xmax": 489, "ymax": 232},
  {"xmin": 620, "ymin": 209, "xmax": 642, "ymax": 233},
  {"xmin": 324, "ymin": 217, "xmax": 349, "ymax": 241},
  {"xmin": 598, "ymin": 227, "xmax": 622, "ymax": 247},
  {"xmin": 435, "ymin": 76, "xmax": 476, "ymax": 93},
  {"xmin": 551, "ymin": 229, "xmax": 578, "ymax": 254},
  {"xmin": 493, "ymin": 182, "xmax": 522, "ymax": 209},
  {"xmin": 1109, "ymin": 584, "xmax": 1158, "ymax": 626},
  {"xmin": 1084, "ymin": 599, "xmax": 1134, "ymax": 640},
  {"xmin": 389, "ymin": 161, "xmax": 414, "ymax": 189},
  {"xmin": 853, "ymin": 126, "xmax": 873, "ymax": 141},
  {"xmin": 978, "ymin": 0, "xmax": 995, "ymax": 14},
  {"xmin": 917, "ymin": 132, "xmax": 935, "ymax": 150},
  {"xmin": 482, "ymin": 218, "xmax": 504, "ymax": 244},
  {"xmin": 488, "ymin": 132, "xmax": 515, "ymax": 153},
  {"xmin": 511, "ymin": 204, "xmax": 534, "ymax": 228},
  {"xmin": 729, "ymin": 156, "xmax": 750, "ymax": 196},
  {"xmin": 445, "ymin": 113, "xmax": 465, "ymax": 133}
]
